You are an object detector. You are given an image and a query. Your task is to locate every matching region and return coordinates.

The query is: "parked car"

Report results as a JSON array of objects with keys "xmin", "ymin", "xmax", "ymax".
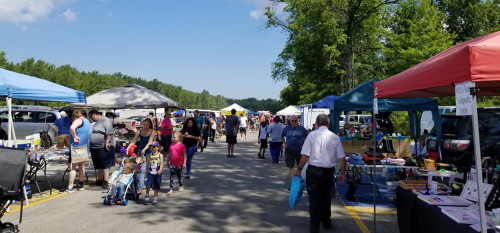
[
  {"xmin": 0, "ymin": 108, "xmax": 62, "ymax": 148},
  {"xmin": 429, "ymin": 107, "xmax": 500, "ymax": 172},
  {"xmin": 113, "ymin": 115, "xmax": 145, "ymax": 129}
]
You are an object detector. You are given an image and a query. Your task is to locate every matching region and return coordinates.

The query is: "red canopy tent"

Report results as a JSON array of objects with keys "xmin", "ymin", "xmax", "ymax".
[
  {"xmin": 374, "ymin": 31, "xmax": 500, "ymax": 233},
  {"xmin": 374, "ymin": 31, "xmax": 500, "ymax": 98}
]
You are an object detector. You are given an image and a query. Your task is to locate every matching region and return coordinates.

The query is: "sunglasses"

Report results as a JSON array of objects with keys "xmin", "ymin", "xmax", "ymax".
[{"xmin": 291, "ymin": 120, "xmax": 298, "ymax": 122}]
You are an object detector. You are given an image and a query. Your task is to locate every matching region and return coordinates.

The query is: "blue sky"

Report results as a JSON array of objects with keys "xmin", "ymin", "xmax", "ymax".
[{"xmin": 0, "ymin": 0, "xmax": 288, "ymax": 100}]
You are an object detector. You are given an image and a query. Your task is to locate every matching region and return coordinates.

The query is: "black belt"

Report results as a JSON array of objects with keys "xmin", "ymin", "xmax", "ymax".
[{"xmin": 308, "ymin": 164, "xmax": 334, "ymax": 170}]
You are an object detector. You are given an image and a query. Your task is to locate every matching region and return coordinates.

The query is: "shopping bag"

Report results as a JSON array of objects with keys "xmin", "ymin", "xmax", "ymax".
[{"xmin": 289, "ymin": 176, "xmax": 306, "ymax": 208}]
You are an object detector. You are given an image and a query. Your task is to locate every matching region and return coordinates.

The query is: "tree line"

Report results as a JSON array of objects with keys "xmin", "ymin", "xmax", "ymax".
[
  {"xmin": 265, "ymin": 0, "xmax": 500, "ymax": 134},
  {"xmin": 0, "ymin": 51, "xmax": 282, "ymax": 113},
  {"xmin": 266, "ymin": 0, "xmax": 500, "ymax": 105}
]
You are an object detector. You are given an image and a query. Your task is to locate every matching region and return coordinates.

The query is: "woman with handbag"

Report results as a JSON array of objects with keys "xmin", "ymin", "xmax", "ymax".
[{"xmin": 65, "ymin": 110, "xmax": 91, "ymax": 193}]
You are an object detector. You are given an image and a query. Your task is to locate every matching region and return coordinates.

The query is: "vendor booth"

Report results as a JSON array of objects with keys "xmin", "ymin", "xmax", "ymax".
[
  {"xmin": 301, "ymin": 95, "xmax": 339, "ymax": 130},
  {"xmin": 220, "ymin": 103, "xmax": 247, "ymax": 116},
  {"xmin": 330, "ymin": 79, "xmax": 440, "ymax": 139},
  {"xmin": 276, "ymin": 105, "xmax": 301, "ymax": 116},
  {"xmin": 0, "ymin": 68, "xmax": 86, "ymax": 147},
  {"xmin": 374, "ymin": 31, "xmax": 500, "ymax": 233}
]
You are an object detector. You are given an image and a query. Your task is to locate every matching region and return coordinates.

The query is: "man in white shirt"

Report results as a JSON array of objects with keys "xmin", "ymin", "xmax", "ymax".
[
  {"xmin": 294, "ymin": 114, "xmax": 346, "ymax": 233},
  {"xmin": 239, "ymin": 113, "xmax": 248, "ymax": 140}
]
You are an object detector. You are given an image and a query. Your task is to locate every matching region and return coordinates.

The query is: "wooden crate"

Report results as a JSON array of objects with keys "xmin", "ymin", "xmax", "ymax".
[{"xmin": 399, "ymin": 180, "xmax": 442, "ymax": 191}]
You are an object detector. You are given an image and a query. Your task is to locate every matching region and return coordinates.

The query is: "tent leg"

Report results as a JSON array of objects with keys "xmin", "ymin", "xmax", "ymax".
[
  {"xmin": 471, "ymin": 84, "xmax": 487, "ymax": 233},
  {"xmin": 372, "ymin": 112, "xmax": 377, "ymax": 233}
]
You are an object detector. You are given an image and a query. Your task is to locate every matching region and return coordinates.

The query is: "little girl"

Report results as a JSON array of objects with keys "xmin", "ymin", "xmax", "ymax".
[
  {"xmin": 145, "ymin": 141, "xmax": 164, "ymax": 205},
  {"xmin": 166, "ymin": 132, "xmax": 187, "ymax": 196},
  {"xmin": 257, "ymin": 121, "xmax": 268, "ymax": 159},
  {"xmin": 109, "ymin": 163, "xmax": 134, "ymax": 204}
]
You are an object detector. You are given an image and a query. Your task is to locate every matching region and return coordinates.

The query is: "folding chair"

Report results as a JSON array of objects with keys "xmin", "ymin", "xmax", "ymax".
[{"xmin": 0, "ymin": 147, "xmax": 28, "ymax": 229}]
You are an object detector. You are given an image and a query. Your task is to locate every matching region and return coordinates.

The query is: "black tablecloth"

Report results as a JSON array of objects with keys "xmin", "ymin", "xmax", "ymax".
[{"xmin": 396, "ymin": 186, "xmax": 477, "ymax": 233}]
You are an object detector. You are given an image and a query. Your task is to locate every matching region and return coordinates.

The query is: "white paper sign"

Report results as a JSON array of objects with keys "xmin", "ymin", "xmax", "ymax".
[
  {"xmin": 374, "ymin": 98, "xmax": 378, "ymax": 114},
  {"xmin": 455, "ymin": 81, "xmax": 473, "ymax": 116}
]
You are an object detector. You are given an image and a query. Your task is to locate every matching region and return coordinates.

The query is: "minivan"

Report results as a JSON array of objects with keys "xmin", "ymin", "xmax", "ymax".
[
  {"xmin": 420, "ymin": 106, "xmax": 456, "ymax": 135},
  {"xmin": 0, "ymin": 108, "xmax": 61, "ymax": 147}
]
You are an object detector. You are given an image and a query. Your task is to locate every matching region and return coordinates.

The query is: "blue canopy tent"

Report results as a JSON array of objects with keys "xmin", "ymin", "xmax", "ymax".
[
  {"xmin": 247, "ymin": 110, "xmax": 254, "ymax": 114},
  {"xmin": 312, "ymin": 95, "xmax": 340, "ymax": 108},
  {"xmin": 0, "ymin": 68, "xmax": 86, "ymax": 146},
  {"xmin": 173, "ymin": 109, "xmax": 185, "ymax": 115},
  {"xmin": 301, "ymin": 95, "xmax": 339, "ymax": 129},
  {"xmin": 330, "ymin": 79, "xmax": 441, "ymax": 141}
]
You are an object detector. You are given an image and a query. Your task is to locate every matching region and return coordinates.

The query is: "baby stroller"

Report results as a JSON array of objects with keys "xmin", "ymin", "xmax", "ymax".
[
  {"xmin": 103, "ymin": 147, "xmax": 142, "ymax": 206},
  {"xmin": 0, "ymin": 147, "xmax": 28, "ymax": 232}
]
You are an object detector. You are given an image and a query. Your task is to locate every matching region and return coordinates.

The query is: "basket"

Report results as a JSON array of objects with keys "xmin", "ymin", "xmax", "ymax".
[{"xmin": 399, "ymin": 180, "xmax": 443, "ymax": 191}]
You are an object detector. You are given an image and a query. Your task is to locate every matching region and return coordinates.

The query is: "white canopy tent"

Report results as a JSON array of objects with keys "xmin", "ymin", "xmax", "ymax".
[
  {"xmin": 221, "ymin": 103, "xmax": 247, "ymax": 116},
  {"xmin": 276, "ymin": 105, "xmax": 301, "ymax": 116}
]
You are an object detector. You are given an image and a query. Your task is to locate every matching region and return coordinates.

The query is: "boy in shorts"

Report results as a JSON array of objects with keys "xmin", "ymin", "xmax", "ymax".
[{"xmin": 145, "ymin": 141, "xmax": 164, "ymax": 205}]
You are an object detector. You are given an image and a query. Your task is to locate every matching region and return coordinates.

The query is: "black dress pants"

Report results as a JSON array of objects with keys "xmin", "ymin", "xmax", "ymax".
[{"xmin": 306, "ymin": 164, "xmax": 334, "ymax": 233}]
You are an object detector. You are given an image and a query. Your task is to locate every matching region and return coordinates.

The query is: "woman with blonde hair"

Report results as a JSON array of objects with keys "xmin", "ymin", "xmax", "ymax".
[{"xmin": 64, "ymin": 110, "xmax": 91, "ymax": 193}]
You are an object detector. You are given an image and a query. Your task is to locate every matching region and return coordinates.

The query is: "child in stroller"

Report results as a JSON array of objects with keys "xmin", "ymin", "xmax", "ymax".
[{"xmin": 106, "ymin": 162, "xmax": 134, "ymax": 205}]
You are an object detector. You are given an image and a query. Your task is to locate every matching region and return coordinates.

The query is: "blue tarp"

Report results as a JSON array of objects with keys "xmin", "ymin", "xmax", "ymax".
[
  {"xmin": 173, "ymin": 109, "xmax": 185, "ymax": 115},
  {"xmin": 0, "ymin": 68, "xmax": 86, "ymax": 103},
  {"xmin": 312, "ymin": 95, "xmax": 339, "ymax": 108},
  {"xmin": 248, "ymin": 110, "xmax": 254, "ymax": 114},
  {"xmin": 330, "ymin": 79, "xmax": 441, "ymax": 140}
]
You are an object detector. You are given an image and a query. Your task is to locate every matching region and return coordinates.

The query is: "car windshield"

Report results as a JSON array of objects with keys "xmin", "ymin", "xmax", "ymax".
[{"xmin": 439, "ymin": 109, "xmax": 500, "ymax": 137}]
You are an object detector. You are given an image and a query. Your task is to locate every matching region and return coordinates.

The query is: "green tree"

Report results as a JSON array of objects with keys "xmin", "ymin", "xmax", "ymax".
[{"xmin": 382, "ymin": 0, "xmax": 455, "ymax": 76}]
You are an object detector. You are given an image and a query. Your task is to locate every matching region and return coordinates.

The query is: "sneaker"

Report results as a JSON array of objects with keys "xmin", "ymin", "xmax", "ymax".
[
  {"xmin": 96, "ymin": 180, "xmax": 103, "ymax": 186},
  {"xmin": 229, "ymin": 155, "xmax": 236, "ymax": 158},
  {"xmin": 200, "ymin": 147, "xmax": 203, "ymax": 152},
  {"xmin": 76, "ymin": 182, "xmax": 85, "ymax": 191},
  {"xmin": 63, "ymin": 187, "xmax": 74, "ymax": 193},
  {"xmin": 227, "ymin": 154, "xmax": 231, "ymax": 158},
  {"xmin": 261, "ymin": 156, "xmax": 266, "ymax": 159},
  {"xmin": 102, "ymin": 182, "xmax": 109, "ymax": 190},
  {"xmin": 144, "ymin": 195, "xmax": 150, "ymax": 205},
  {"xmin": 185, "ymin": 175, "xmax": 190, "ymax": 179},
  {"xmin": 152, "ymin": 198, "xmax": 158, "ymax": 205},
  {"xmin": 257, "ymin": 153, "xmax": 261, "ymax": 158}
]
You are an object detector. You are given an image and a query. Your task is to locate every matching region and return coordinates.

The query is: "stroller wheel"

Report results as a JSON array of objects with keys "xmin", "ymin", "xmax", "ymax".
[
  {"xmin": 123, "ymin": 200, "xmax": 128, "ymax": 206},
  {"xmin": 103, "ymin": 199, "xmax": 109, "ymax": 205}
]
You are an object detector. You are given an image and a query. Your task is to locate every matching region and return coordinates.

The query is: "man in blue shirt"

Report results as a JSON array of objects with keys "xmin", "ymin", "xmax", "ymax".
[
  {"xmin": 52, "ymin": 111, "xmax": 72, "ymax": 163},
  {"xmin": 281, "ymin": 115, "xmax": 308, "ymax": 182}
]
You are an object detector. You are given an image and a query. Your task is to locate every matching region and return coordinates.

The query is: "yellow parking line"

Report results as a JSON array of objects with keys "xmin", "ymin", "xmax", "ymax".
[
  {"xmin": 352, "ymin": 206, "xmax": 397, "ymax": 214},
  {"xmin": 5, "ymin": 193, "xmax": 67, "ymax": 216},
  {"xmin": 345, "ymin": 206, "xmax": 371, "ymax": 233}
]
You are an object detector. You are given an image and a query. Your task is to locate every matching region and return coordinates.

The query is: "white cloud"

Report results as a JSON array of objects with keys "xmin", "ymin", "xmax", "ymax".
[
  {"xmin": 0, "ymin": 0, "xmax": 73, "ymax": 24},
  {"xmin": 63, "ymin": 8, "xmax": 76, "ymax": 22},
  {"xmin": 246, "ymin": 0, "xmax": 285, "ymax": 20}
]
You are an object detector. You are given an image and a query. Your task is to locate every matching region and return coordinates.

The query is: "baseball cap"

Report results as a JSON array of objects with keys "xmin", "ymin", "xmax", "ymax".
[
  {"xmin": 151, "ymin": 141, "xmax": 160, "ymax": 147},
  {"xmin": 60, "ymin": 111, "xmax": 67, "ymax": 117}
]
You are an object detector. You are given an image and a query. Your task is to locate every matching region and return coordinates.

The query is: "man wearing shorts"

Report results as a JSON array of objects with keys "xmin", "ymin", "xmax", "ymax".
[
  {"xmin": 53, "ymin": 111, "xmax": 72, "ymax": 163},
  {"xmin": 89, "ymin": 110, "xmax": 115, "ymax": 189},
  {"xmin": 239, "ymin": 113, "xmax": 248, "ymax": 140},
  {"xmin": 225, "ymin": 109, "xmax": 240, "ymax": 158},
  {"xmin": 281, "ymin": 115, "xmax": 308, "ymax": 183}
]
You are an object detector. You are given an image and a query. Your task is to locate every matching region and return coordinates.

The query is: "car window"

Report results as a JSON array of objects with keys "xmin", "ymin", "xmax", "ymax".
[
  {"xmin": 37, "ymin": 112, "xmax": 57, "ymax": 123},
  {"xmin": 478, "ymin": 112, "xmax": 500, "ymax": 136},
  {"xmin": 0, "ymin": 111, "xmax": 9, "ymax": 120},
  {"xmin": 349, "ymin": 116, "xmax": 356, "ymax": 122},
  {"xmin": 13, "ymin": 111, "xmax": 34, "ymax": 122}
]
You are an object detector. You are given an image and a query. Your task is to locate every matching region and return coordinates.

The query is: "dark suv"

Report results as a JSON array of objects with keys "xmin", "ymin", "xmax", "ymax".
[{"xmin": 432, "ymin": 107, "xmax": 500, "ymax": 171}]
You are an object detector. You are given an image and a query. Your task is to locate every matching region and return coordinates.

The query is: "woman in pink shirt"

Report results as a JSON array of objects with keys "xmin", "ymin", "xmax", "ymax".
[{"xmin": 160, "ymin": 108, "xmax": 174, "ymax": 157}]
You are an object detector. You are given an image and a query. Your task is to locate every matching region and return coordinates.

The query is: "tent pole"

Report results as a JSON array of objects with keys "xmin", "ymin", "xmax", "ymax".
[
  {"xmin": 470, "ymin": 83, "xmax": 487, "ymax": 233},
  {"xmin": 7, "ymin": 97, "xmax": 11, "ymax": 147},
  {"xmin": 372, "ymin": 112, "xmax": 377, "ymax": 233}
]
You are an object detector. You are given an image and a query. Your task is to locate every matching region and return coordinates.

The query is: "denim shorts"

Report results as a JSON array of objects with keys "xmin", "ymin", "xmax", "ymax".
[{"xmin": 146, "ymin": 173, "xmax": 162, "ymax": 189}]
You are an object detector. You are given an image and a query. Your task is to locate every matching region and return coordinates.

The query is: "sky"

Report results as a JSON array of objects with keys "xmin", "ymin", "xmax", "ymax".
[{"xmin": 0, "ymin": 0, "xmax": 289, "ymax": 100}]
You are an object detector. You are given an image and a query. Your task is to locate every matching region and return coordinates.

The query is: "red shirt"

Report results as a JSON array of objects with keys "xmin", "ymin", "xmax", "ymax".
[{"xmin": 169, "ymin": 143, "xmax": 186, "ymax": 166}]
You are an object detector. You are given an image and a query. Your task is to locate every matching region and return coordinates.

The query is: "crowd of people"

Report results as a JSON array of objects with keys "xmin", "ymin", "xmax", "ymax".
[{"xmin": 54, "ymin": 108, "xmax": 345, "ymax": 233}]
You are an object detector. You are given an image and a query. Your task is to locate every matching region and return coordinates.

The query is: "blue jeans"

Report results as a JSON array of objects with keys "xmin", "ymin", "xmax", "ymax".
[
  {"xmin": 161, "ymin": 135, "xmax": 172, "ymax": 152},
  {"xmin": 269, "ymin": 142, "xmax": 282, "ymax": 161},
  {"xmin": 186, "ymin": 145, "xmax": 197, "ymax": 175},
  {"xmin": 134, "ymin": 151, "xmax": 151, "ymax": 190},
  {"xmin": 110, "ymin": 183, "xmax": 125, "ymax": 197}
]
